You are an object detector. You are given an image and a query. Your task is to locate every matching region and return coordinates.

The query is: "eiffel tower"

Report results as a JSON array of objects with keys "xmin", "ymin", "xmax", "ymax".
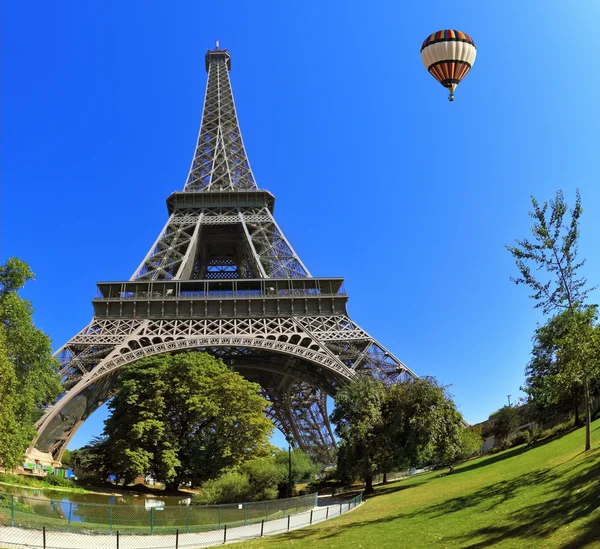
[{"xmin": 34, "ymin": 44, "xmax": 417, "ymax": 463}]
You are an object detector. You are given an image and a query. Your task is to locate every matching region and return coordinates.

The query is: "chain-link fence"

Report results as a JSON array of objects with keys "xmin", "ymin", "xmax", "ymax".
[
  {"xmin": 0, "ymin": 493, "xmax": 362, "ymax": 548},
  {"xmin": 0, "ymin": 492, "xmax": 316, "ymax": 534}
]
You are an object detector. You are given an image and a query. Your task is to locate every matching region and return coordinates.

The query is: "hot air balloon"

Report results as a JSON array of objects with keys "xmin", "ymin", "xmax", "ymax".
[{"xmin": 420, "ymin": 30, "xmax": 476, "ymax": 101}]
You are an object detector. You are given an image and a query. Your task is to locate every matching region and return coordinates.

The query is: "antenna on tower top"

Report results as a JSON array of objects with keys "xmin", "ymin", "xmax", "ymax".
[{"xmin": 215, "ymin": 39, "xmax": 220, "ymax": 50}]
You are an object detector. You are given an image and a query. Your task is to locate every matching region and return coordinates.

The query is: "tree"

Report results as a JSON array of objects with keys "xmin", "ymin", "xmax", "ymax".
[
  {"xmin": 330, "ymin": 376, "xmax": 385, "ymax": 492},
  {"xmin": 0, "ymin": 329, "xmax": 20, "ymax": 467},
  {"xmin": 273, "ymin": 448, "xmax": 320, "ymax": 484},
  {"xmin": 0, "ymin": 258, "xmax": 61, "ymax": 468},
  {"xmin": 331, "ymin": 376, "xmax": 468, "ymax": 489},
  {"xmin": 523, "ymin": 309, "xmax": 599, "ymax": 425},
  {"xmin": 383, "ymin": 377, "xmax": 466, "ymax": 472},
  {"xmin": 432, "ymin": 428, "xmax": 483, "ymax": 473},
  {"xmin": 507, "ymin": 190, "xmax": 598, "ymax": 450},
  {"xmin": 489, "ymin": 406, "xmax": 520, "ymax": 446},
  {"xmin": 69, "ymin": 436, "xmax": 116, "ymax": 481},
  {"xmin": 102, "ymin": 352, "xmax": 273, "ymax": 490}
]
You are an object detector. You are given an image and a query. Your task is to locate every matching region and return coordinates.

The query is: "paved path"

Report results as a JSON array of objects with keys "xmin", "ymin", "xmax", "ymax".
[{"xmin": 0, "ymin": 501, "xmax": 361, "ymax": 548}]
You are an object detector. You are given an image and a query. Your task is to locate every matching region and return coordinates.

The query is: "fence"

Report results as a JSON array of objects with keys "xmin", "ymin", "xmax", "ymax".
[
  {"xmin": 0, "ymin": 493, "xmax": 363, "ymax": 548},
  {"xmin": 0, "ymin": 492, "xmax": 317, "ymax": 535},
  {"xmin": 323, "ymin": 468, "xmax": 429, "ymax": 496}
]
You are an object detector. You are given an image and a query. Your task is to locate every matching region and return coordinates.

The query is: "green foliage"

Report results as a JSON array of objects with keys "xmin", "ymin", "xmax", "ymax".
[
  {"xmin": 240, "ymin": 456, "xmax": 285, "ymax": 501},
  {"xmin": 511, "ymin": 430, "xmax": 531, "ymax": 447},
  {"xmin": 194, "ymin": 471, "xmax": 252, "ymax": 504},
  {"xmin": 102, "ymin": 352, "xmax": 273, "ymax": 489},
  {"xmin": 44, "ymin": 474, "xmax": 77, "ymax": 488},
  {"xmin": 66, "ymin": 436, "xmax": 116, "ymax": 482},
  {"xmin": 0, "ymin": 472, "xmax": 85, "ymax": 493},
  {"xmin": 331, "ymin": 376, "xmax": 468, "ymax": 488},
  {"xmin": 0, "ymin": 257, "xmax": 61, "ymax": 468},
  {"xmin": 0, "ymin": 493, "xmax": 33, "ymax": 513},
  {"xmin": 273, "ymin": 449, "xmax": 320, "ymax": 484},
  {"xmin": 506, "ymin": 190, "xmax": 592, "ymax": 314},
  {"xmin": 507, "ymin": 190, "xmax": 599, "ymax": 452},
  {"xmin": 489, "ymin": 406, "xmax": 520, "ymax": 445},
  {"xmin": 235, "ymin": 425, "xmax": 600, "ymax": 549},
  {"xmin": 193, "ymin": 448, "xmax": 318, "ymax": 504},
  {"xmin": 524, "ymin": 308, "xmax": 599, "ymax": 424},
  {"xmin": 385, "ymin": 377, "xmax": 466, "ymax": 471},
  {"xmin": 330, "ymin": 376, "xmax": 385, "ymax": 491},
  {"xmin": 60, "ymin": 449, "xmax": 73, "ymax": 468}
]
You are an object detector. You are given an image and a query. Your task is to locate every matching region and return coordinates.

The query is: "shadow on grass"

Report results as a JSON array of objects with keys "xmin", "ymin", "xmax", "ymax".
[
  {"xmin": 275, "ymin": 447, "xmax": 600, "ymax": 547},
  {"xmin": 452, "ymin": 434, "xmax": 561, "ymax": 477},
  {"xmin": 366, "ymin": 481, "xmax": 422, "ymax": 500},
  {"xmin": 439, "ymin": 449, "xmax": 600, "ymax": 548}
]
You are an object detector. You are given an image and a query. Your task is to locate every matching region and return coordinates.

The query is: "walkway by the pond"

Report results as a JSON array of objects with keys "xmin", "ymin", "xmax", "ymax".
[{"xmin": 0, "ymin": 498, "xmax": 362, "ymax": 548}]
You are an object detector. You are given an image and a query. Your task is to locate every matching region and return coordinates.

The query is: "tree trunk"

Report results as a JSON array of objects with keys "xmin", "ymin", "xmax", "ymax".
[
  {"xmin": 584, "ymin": 377, "xmax": 591, "ymax": 451},
  {"xmin": 382, "ymin": 472, "xmax": 387, "ymax": 484},
  {"xmin": 365, "ymin": 474, "xmax": 374, "ymax": 494}
]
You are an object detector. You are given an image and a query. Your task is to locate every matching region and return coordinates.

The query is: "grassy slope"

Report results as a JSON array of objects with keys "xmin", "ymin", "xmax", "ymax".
[{"xmin": 234, "ymin": 419, "xmax": 600, "ymax": 549}]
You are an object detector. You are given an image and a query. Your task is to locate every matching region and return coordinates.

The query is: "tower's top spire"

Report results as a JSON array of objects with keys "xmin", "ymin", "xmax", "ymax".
[
  {"xmin": 187, "ymin": 46, "xmax": 256, "ymax": 192},
  {"xmin": 205, "ymin": 43, "xmax": 231, "ymax": 72}
]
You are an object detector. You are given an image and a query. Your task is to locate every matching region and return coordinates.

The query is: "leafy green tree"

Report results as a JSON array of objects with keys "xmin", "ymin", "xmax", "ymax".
[
  {"xmin": 60, "ymin": 449, "xmax": 73, "ymax": 468},
  {"xmin": 331, "ymin": 376, "xmax": 468, "ymax": 489},
  {"xmin": 0, "ymin": 329, "xmax": 20, "ymax": 467},
  {"xmin": 383, "ymin": 377, "xmax": 465, "ymax": 471},
  {"xmin": 524, "ymin": 309, "xmax": 599, "ymax": 424},
  {"xmin": 71, "ymin": 436, "xmax": 118, "ymax": 482},
  {"xmin": 103, "ymin": 352, "xmax": 273, "ymax": 490},
  {"xmin": 0, "ymin": 258, "xmax": 61, "ymax": 468},
  {"xmin": 507, "ymin": 190, "xmax": 598, "ymax": 450},
  {"xmin": 433, "ymin": 428, "xmax": 483, "ymax": 473},
  {"xmin": 330, "ymin": 376, "xmax": 385, "ymax": 492},
  {"xmin": 489, "ymin": 406, "xmax": 520, "ymax": 446}
]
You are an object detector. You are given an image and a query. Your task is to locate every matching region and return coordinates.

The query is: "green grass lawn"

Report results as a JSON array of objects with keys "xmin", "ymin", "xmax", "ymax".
[{"xmin": 233, "ymin": 419, "xmax": 600, "ymax": 548}]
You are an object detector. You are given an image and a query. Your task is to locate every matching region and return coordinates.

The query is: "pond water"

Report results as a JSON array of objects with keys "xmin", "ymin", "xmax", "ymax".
[{"xmin": 0, "ymin": 482, "xmax": 193, "ymax": 507}]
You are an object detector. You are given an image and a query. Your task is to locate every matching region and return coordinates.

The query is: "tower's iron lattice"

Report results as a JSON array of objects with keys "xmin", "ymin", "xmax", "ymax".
[{"xmin": 34, "ymin": 46, "xmax": 417, "ymax": 463}]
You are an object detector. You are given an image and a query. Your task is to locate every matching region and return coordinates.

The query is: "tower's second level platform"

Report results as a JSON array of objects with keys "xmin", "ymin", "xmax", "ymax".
[{"xmin": 93, "ymin": 278, "xmax": 348, "ymax": 320}]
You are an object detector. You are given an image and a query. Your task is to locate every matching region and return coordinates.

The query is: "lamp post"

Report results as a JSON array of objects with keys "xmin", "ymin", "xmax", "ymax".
[{"xmin": 285, "ymin": 434, "xmax": 294, "ymax": 498}]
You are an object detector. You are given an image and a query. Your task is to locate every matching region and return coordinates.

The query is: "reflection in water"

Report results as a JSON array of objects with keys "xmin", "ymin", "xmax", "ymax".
[{"xmin": 0, "ymin": 484, "xmax": 192, "ymax": 507}]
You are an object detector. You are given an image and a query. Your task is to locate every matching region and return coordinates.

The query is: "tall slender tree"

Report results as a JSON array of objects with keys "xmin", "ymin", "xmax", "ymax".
[{"xmin": 507, "ymin": 190, "xmax": 598, "ymax": 450}]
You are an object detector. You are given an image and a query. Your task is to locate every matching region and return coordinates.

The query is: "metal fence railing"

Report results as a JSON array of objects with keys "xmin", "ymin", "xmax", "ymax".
[
  {"xmin": 322, "ymin": 468, "xmax": 430, "ymax": 497},
  {"xmin": 0, "ymin": 492, "xmax": 363, "ymax": 548}
]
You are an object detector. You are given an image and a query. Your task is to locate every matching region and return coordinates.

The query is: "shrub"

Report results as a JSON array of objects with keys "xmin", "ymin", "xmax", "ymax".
[
  {"xmin": 44, "ymin": 475, "xmax": 77, "ymax": 488},
  {"xmin": 529, "ymin": 424, "xmax": 542, "ymax": 443},
  {"xmin": 487, "ymin": 446, "xmax": 502, "ymax": 455},
  {"xmin": 239, "ymin": 457, "xmax": 285, "ymax": 501},
  {"xmin": 194, "ymin": 471, "xmax": 251, "ymax": 504},
  {"xmin": 510, "ymin": 430, "xmax": 531, "ymax": 447},
  {"xmin": 539, "ymin": 429, "xmax": 553, "ymax": 439}
]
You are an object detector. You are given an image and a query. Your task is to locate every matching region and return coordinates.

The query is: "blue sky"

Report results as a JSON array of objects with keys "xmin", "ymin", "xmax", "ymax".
[{"xmin": 2, "ymin": 1, "xmax": 599, "ymax": 450}]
